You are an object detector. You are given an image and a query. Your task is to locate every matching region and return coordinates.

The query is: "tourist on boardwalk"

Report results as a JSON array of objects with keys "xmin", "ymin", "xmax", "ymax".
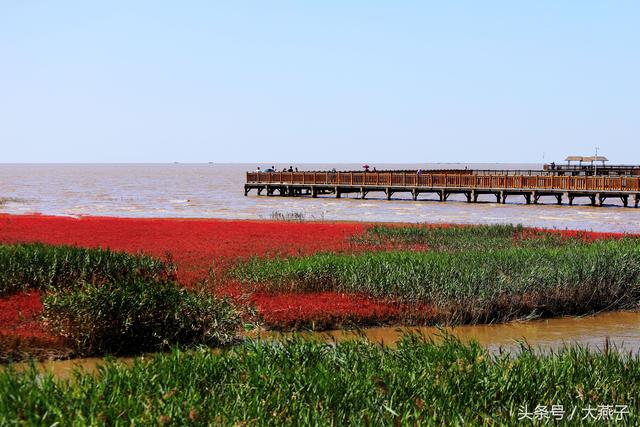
[{"xmin": 255, "ymin": 166, "xmax": 262, "ymax": 173}]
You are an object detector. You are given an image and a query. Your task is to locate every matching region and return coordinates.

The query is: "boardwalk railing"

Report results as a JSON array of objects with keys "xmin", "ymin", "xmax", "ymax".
[{"xmin": 246, "ymin": 171, "xmax": 640, "ymax": 192}]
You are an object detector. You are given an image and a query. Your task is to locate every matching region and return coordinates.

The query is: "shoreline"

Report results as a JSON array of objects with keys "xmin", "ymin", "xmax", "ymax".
[
  {"xmin": 1, "ymin": 212, "xmax": 633, "ymax": 235},
  {"xmin": 1, "ymin": 214, "xmax": 636, "ymax": 362}
]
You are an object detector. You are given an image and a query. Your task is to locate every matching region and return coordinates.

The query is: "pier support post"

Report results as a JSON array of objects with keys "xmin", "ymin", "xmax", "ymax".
[
  {"xmin": 412, "ymin": 189, "xmax": 418, "ymax": 201},
  {"xmin": 597, "ymin": 193, "xmax": 605, "ymax": 206},
  {"xmin": 532, "ymin": 192, "xmax": 539, "ymax": 204},
  {"xmin": 473, "ymin": 191, "xmax": 479, "ymax": 203},
  {"xmin": 244, "ymin": 187, "xmax": 250, "ymax": 196},
  {"xmin": 621, "ymin": 195, "xmax": 628, "ymax": 207},
  {"xmin": 335, "ymin": 188, "xmax": 341, "ymax": 199},
  {"xmin": 555, "ymin": 194, "xmax": 562, "ymax": 205},
  {"xmin": 500, "ymin": 191, "xmax": 507, "ymax": 204},
  {"xmin": 568, "ymin": 195, "xmax": 574, "ymax": 206},
  {"xmin": 386, "ymin": 188, "xmax": 393, "ymax": 200},
  {"xmin": 360, "ymin": 187, "xmax": 366, "ymax": 199},
  {"xmin": 257, "ymin": 187, "xmax": 263, "ymax": 196},
  {"xmin": 524, "ymin": 193, "xmax": 531, "ymax": 204},
  {"xmin": 495, "ymin": 193, "xmax": 501, "ymax": 203},
  {"xmin": 589, "ymin": 195, "xmax": 596, "ymax": 206},
  {"xmin": 311, "ymin": 187, "xmax": 318, "ymax": 198},
  {"xmin": 439, "ymin": 190, "xmax": 445, "ymax": 202},
  {"xmin": 635, "ymin": 194, "xmax": 640, "ymax": 208},
  {"xmin": 465, "ymin": 192, "xmax": 472, "ymax": 203}
]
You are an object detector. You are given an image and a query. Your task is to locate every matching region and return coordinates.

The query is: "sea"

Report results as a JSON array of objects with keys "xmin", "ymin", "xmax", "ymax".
[{"xmin": 1, "ymin": 163, "xmax": 640, "ymax": 233}]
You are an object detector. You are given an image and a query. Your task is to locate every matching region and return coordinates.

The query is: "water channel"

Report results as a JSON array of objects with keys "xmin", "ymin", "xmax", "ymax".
[{"xmin": 11, "ymin": 311, "xmax": 640, "ymax": 380}]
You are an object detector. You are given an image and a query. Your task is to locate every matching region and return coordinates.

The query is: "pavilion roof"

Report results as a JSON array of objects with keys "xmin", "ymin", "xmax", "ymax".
[
  {"xmin": 564, "ymin": 155, "xmax": 608, "ymax": 162},
  {"xmin": 583, "ymin": 156, "xmax": 608, "ymax": 162}
]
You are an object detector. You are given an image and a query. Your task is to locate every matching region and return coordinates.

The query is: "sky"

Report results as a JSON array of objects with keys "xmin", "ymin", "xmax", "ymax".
[{"xmin": 1, "ymin": 1, "xmax": 638, "ymax": 164}]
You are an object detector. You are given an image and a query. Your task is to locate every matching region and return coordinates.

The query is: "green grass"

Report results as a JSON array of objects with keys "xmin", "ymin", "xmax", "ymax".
[
  {"xmin": 351, "ymin": 223, "xmax": 580, "ymax": 251},
  {"xmin": 270, "ymin": 210, "xmax": 307, "ymax": 221},
  {"xmin": 42, "ymin": 280, "xmax": 240, "ymax": 356},
  {"xmin": 234, "ymin": 239, "xmax": 640, "ymax": 324},
  {"xmin": 0, "ymin": 243, "xmax": 174, "ymax": 296},
  {"xmin": 0, "ymin": 197, "xmax": 25, "ymax": 206},
  {"xmin": 1, "ymin": 335, "xmax": 638, "ymax": 425},
  {"xmin": 0, "ymin": 243, "xmax": 241, "ymax": 358}
]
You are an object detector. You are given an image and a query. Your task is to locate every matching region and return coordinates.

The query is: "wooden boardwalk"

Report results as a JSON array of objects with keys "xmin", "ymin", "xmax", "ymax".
[{"xmin": 245, "ymin": 171, "xmax": 640, "ymax": 207}]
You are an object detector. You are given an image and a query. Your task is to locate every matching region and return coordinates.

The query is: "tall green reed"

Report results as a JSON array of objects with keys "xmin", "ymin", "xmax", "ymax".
[
  {"xmin": 351, "ymin": 223, "xmax": 583, "ymax": 251},
  {"xmin": 0, "ymin": 243, "xmax": 174, "ymax": 296},
  {"xmin": 0, "ymin": 243, "xmax": 240, "ymax": 358},
  {"xmin": 234, "ymin": 239, "xmax": 640, "ymax": 324},
  {"xmin": 1, "ymin": 335, "xmax": 638, "ymax": 425}
]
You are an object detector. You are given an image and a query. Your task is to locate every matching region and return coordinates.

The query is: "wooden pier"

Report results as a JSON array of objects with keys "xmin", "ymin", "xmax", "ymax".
[{"xmin": 245, "ymin": 171, "xmax": 640, "ymax": 207}]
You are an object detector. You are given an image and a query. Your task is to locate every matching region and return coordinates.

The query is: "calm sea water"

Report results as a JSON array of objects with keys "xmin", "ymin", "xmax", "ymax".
[{"xmin": 1, "ymin": 163, "xmax": 640, "ymax": 233}]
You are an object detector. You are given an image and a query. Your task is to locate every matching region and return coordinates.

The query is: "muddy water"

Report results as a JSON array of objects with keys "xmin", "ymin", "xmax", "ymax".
[
  {"xmin": 11, "ymin": 311, "xmax": 640, "ymax": 379},
  {"xmin": 273, "ymin": 311, "xmax": 640, "ymax": 354},
  {"xmin": 12, "ymin": 357, "xmax": 135, "ymax": 380},
  {"xmin": 2, "ymin": 163, "xmax": 640, "ymax": 232}
]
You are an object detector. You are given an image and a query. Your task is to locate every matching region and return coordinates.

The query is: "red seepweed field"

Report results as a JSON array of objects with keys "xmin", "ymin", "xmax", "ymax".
[
  {"xmin": 0, "ymin": 214, "xmax": 629, "ymax": 356},
  {"xmin": 0, "ymin": 214, "xmax": 389, "ymax": 345}
]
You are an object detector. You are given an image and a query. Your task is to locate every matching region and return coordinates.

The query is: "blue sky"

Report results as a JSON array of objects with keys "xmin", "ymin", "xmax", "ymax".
[{"xmin": 1, "ymin": 1, "xmax": 638, "ymax": 163}]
